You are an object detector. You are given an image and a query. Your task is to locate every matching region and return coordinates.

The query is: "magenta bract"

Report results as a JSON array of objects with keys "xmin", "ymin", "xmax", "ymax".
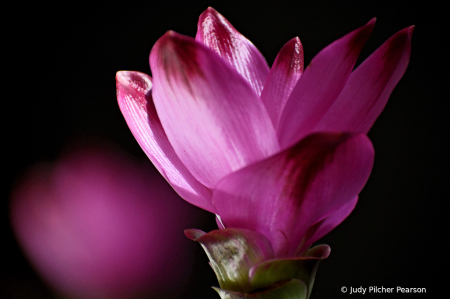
[{"xmin": 117, "ymin": 7, "xmax": 412, "ymax": 258}]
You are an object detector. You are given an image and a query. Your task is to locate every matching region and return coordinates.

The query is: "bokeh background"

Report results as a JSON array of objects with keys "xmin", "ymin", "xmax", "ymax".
[{"xmin": 4, "ymin": 0, "xmax": 445, "ymax": 298}]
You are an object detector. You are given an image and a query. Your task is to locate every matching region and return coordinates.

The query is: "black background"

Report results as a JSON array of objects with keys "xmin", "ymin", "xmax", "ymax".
[{"xmin": 3, "ymin": 0, "xmax": 446, "ymax": 298}]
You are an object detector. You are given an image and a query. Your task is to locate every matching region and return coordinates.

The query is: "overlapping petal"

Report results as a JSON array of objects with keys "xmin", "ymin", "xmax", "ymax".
[
  {"xmin": 196, "ymin": 7, "xmax": 270, "ymax": 96},
  {"xmin": 150, "ymin": 31, "xmax": 279, "ymax": 188},
  {"xmin": 212, "ymin": 132, "xmax": 374, "ymax": 257},
  {"xmin": 116, "ymin": 71, "xmax": 214, "ymax": 212},
  {"xmin": 316, "ymin": 26, "xmax": 414, "ymax": 133},
  {"xmin": 301, "ymin": 196, "xmax": 358, "ymax": 251},
  {"xmin": 261, "ymin": 37, "xmax": 304, "ymax": 128},
  {"xmin": 277, "ymin": 19, "xmax": 376, "ymax": 149},
  {"xmin": 117, "ymin": 12, "xmax": 413, "ymax": 294}
]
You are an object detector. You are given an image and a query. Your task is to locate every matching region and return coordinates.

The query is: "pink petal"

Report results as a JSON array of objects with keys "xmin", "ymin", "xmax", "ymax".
[
  {"xmin": 277, "ymin": 19, "xmax": 376, "ymax": 149},
  {"xmin": 260, "ymin": 37, "xmax": 304, "ymax": 128},
  {"xmin": 116, "ymin": 71, "xmax": 214, "ymax": 212},
  {"xmin": 150, "ymin": 31, "xmax": 279, "ymax": 188},
  {"xmin": 195, "ymin": 7, "xmax": 270, "ymax": 96},
  {"xmin": 316, "ymin": 26, "xmax": 414, "ymax": 133},
  {"xmin": 300, "ymin": 196, "xmax": 358, "ymax": 252},
  {"xmin": 213, "ymin": 132, "xmax": 374, "ymax": 257}
]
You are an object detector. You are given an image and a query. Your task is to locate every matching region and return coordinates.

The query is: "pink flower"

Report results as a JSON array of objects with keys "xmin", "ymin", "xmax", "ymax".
[
  {"xmin": 10, "ymin": 145, "xmax": 198, "ymax": 299},
  {"xmin": 116, "ymin": 7, "xmax": 412, "ymax": 258}
]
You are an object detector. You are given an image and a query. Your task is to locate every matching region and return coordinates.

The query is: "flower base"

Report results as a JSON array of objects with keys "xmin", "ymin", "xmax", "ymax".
[{"xmin": 185, "ymin": 228, "xmax": 330, "ymax": 299}]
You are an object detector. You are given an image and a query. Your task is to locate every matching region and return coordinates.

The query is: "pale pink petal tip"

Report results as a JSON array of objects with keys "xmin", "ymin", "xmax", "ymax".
[
  {"xmin": 116, "ymin": 70, "xmax": 152, "ymax": 103},
  {"xmin": 196, "ymin": 6, "xmax": 270, "ymax": 96},
  {"xmin": 116, "ymin": 67, "xmax": 216, "ymax": 213},
  {"xmin": 261, "ymin": 36, "xmax": 304, "ymax": 128}
]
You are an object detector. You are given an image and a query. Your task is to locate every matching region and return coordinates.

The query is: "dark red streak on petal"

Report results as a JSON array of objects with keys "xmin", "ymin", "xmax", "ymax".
[
  {"xmin": 281, "ymin": 133, "xmax": 351, "ymax": 207},
  {"xmin": 159, "ymin": 31, "xmax": 205, "ymax": 95}
]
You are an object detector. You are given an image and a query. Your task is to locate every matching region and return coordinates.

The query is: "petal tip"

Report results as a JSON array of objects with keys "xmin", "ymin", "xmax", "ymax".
[
  {"xmin": 205, "ymin": 6, "xmax": 218, "ymax": 13},
  {"xmin": 287, "ymin": 36, "xmax": 303, "ymax": 49},
  {"xmin": 356, "ymin": 18, "xmax": 376, "ymax": 40},
  {"xmin": 305, "ymin": 244, "xmax": 331, "ymax": 259},
  {"xmin": 184, "ymin": 229, "xmax": 206, "ymax": 240},
  {"xmin": 115, "ymin": 70, "xmax": 151, "ymax": 85},
  {"xmin": 116, "ymin": 71, "xmax": 132, "ymax": 95},
  {"xmin": 115, "ymin": 70, "xmax": 130, "ymax": 84},
  {"xmin": 407, "ymin": 25, "xmax": 415, "ymax": 38},
  {"xmin": 166, "ymin": 30, "xmax": 177, "ymax": 37},
  {"xmin": 363, "ymin": 17, "xmax": 376, "ymax": 33},
  {"xmin": 115, "ymin": 70, "xmax": 152, "ymax": 103},
  {"xmin": 395, "ymin": 25, "xmax": 415, "ymax": 41},
  {"xmin": 154, "ymin": 30, "xmax": 179, "ymax": 48},
  {"xmin": 151, "ymin": 31, "xmax": 205, "ymax": 81},
  {"xmin": 198, "ymin": 6, "xmax": 221, "ymax": 25}
]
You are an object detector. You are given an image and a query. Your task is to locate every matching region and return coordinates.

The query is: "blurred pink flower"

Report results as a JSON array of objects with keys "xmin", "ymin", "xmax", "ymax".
[
  {"xmin": 10, "ymin": 145, "xmax": 200, "ymax": 298},
  {"xmin": 116, "ymin": 8, "xmax": 412, "ymax": 257}
]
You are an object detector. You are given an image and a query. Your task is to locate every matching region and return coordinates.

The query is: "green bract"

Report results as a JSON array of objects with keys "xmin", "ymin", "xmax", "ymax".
[
  {"xmin": 185, "ymin": 228, "xmax": 329, "ymax": 298},
  {"xmin": 213, "ymin": 280, "xmax": 307, "ymax": 299}
]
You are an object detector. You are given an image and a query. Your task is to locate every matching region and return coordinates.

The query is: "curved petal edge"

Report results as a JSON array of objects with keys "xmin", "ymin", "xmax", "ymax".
[
  {"xmin": 261, "ymin": 37, "xmax": 304, "ymax": 128},
  {"xmin": 196, "ymin": 7, "xmax": 270, "ymax": 96},
  {"xmin": 278, "ymin": 19, "xmax": 376, "ymax": 149},
  {"xmin": 150, "ymin": 32, "xmax": 279, "ymax": 188},
  {"xmin": 116, "ymin": 70, "xmax": 214, "ymax": 212},
  {"xmin": 213, "ymin": 132, "xmax": 374, "ymax": 257},
  {"xmin": 316, "ymin": 25, "xmax": 414, "ymax": 133}
]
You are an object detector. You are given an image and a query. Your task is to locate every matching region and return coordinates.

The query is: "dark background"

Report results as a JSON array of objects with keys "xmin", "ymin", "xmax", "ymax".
[{"xmin": 4, "ymin": 0, "xmax": 446, "ymax": 298}]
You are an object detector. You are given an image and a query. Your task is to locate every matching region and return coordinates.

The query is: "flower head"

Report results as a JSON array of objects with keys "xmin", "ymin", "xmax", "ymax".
[
  {"xmin": 117, "ymin": 7, "xmax": 412, "ymax": 258},
  {"xmin": 10, "ymin": 145, "xmax": 198, "ymax": 299}
]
